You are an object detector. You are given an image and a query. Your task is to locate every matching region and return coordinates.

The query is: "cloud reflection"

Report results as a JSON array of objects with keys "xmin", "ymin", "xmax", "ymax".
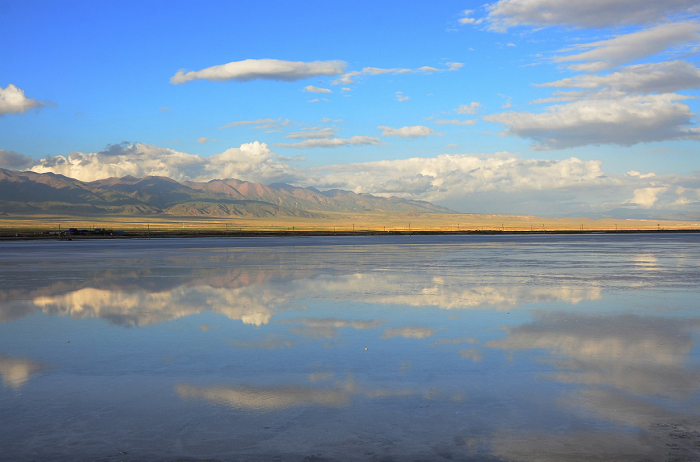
[
  {"xmin": 175, "ymin": 379, "xmax": 413, "ymax": 412},
  {"xmin": 0, "ymin": 271, "xmax": 602, "ymax": 328},
  {"xmin": 487, "ymin": 312, "xmax": 700, "ymax": 397},
  {"xmin": 0, "ymin": 356, "xmax": 43, "ymax": 390},
  {"xmin": 382, "ymin": 327, "xmax": 436, "ymax": 339}
]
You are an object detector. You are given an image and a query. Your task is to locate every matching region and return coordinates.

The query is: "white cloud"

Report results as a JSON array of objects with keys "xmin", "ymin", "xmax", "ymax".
[
  {"xmin": 304, "ymin": 85, "xmax": 332, "ymax": 93},
  {"xmin": 395, "ymin": 91, "xmax": 410, "ymax": 102},
  {"xmin": 500, "ymin": 95, "xmax": 513, "ymax": 108},
  {"xmin": 625, "ymin": 187, "xmax": 669, "ymax": 208},
  {"xmin": 196, "ymin": 137, "xmax": 218, "ymax": 144},
  {"xmin": 537, "ymin": 61, "xmax": 700, "ymax": 93},
  {"xmin": 0, "ymin": 149, "xmax": 34, "ymax": 169},
  {"xmin": 275, "ymin": 136, "xmax": 383, "ymax": 148},
  {"xmin": 379, "ymin": 125, "xmax": 435, "ymax": 137},
  {"xmin": 459, "ymin": 9, "xmax": 484, "ymax": 25},
  {"xmin": 285, "ymin": 128, "xmax": 336, "ymax": 139},
  {"xmin": 341, "ymin": 87, "xmax": 352, "ymax": 92},
  {"xmin": 484, "ymin": 0, "xmax": 700, "ymax": 31},
  {"xmin": 555, "ymin": 21, "xmax": 700, "ymax": 71},
  {"xmin": 305, "ymin": 153, "xmax": 608, "ymax": 204},
  {"xmin": 332, "ymin": 63, "xmax": 461, "ymax": 85},
  {"xmin": 170, "ymin": 59, "xmax": 346, "ymax": 84},
  {"xmin": 29, "ymin": 141, "xmax": 297, "ymax": 184},
  {"xmin": 455, "ymin": 102, "xmax": 481, "ymax": 114},
  {"xmin": 219, "ymin": 118, "xmax": 279, "ymax": 129},
  {"xmin": 484, "ymin": 92, "xmax": 700, "ymax": 150},
  {"xmin": 434, "ymin": 119, "xmax": 477, "ymax": 126},
  {"xmin": 626, "ymin": 170, "xmax": 656, "ymax": 179},
  {"xmin": 21, "ymin": 141, "xmax": 697, "ymax": 216},
  {"xmin": 0, "ymin": 84, "xmax": 47, "ymax": 116},
  {"xmin": 253, "ymin": 119, "xmax": 293, "ymax": 129}
]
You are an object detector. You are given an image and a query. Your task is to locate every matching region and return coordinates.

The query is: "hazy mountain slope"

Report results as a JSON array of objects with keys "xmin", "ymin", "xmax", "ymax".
[{"xmin": 0, "ymin": 169, "xmax": 454, "ymax": 216}]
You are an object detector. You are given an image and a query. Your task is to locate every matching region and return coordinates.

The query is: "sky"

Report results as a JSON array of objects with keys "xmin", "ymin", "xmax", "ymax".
[{"xmin": 1, "ymin": 0, "xmax": 700, "ymax": 218}]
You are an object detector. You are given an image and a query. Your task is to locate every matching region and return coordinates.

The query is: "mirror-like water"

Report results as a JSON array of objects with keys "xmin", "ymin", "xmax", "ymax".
[{"xmin": 1, "ymin": 235, "xmax": 699, "ymax": 461}]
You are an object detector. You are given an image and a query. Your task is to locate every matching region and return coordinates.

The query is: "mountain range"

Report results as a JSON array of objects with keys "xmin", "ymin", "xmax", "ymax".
[{"xmin": 0, "ymin": 169, "xmax": 453, "ymax": 217}]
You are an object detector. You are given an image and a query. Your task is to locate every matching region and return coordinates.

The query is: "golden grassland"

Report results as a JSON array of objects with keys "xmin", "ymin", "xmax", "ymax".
[{"xmin": 1, "ymin": 212, "xmax": 699, "ymax": 234}]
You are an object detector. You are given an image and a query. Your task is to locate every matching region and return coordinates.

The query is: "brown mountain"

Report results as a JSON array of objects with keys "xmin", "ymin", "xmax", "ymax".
[{"xmin": 0, "ymin": 169, "xmax": 453, "ymax": 217}]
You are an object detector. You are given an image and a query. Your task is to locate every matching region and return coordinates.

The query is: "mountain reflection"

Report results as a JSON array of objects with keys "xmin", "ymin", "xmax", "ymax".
[{"xmin": 0, "ymin": 270, "xmax": 602, "ymax": 327}]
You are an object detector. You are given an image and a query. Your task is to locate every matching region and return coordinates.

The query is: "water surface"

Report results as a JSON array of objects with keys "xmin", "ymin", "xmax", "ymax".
[{"xmin": 1, "ymin": 234, "xmax": 699, "ymax": 461}]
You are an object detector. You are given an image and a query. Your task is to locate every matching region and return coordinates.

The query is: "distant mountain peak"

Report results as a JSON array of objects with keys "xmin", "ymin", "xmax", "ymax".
[{"xmin": 0, "ymin": 170, "xmax": 455, "ymax": 217}]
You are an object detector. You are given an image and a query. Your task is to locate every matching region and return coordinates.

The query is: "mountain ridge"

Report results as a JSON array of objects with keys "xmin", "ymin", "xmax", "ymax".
[{"xmin": 0, "ymin": 169, "xmax": 454, "ymax": 217}]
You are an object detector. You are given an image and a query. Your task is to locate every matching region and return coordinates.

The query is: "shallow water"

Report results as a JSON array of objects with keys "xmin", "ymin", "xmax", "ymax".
[{"xmin": 0, "ymin": 234, "xmax": 699, "ymax": 461}]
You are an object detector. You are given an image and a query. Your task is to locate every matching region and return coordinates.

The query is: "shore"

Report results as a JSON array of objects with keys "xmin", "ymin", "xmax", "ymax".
[{"xmin": 2, "ymin": 228, "xmax": 700, "ymax": 240}]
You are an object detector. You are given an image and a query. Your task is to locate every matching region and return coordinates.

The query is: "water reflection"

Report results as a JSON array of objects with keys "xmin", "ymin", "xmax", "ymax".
[
  {"xmin": 0, "ymin": 356, "xmax": 43, "ymax": 390},
  {"xmin": 487, "ymin": 312, "xmax": 700, "ymax": 397},
  {"xmin": 175, "ymin": 378, "xmax": 414, "ymax": 412},
  {"xmin": 0, "ymin": 236, "xmax": 699, "ymax": 461},
  {"xmin": 0, "ymin": 272, "xmax": 603, "ymax": 327},
  {"xmin": 487, "ymin": 311, "xmax": 700, "ymax": 461}
]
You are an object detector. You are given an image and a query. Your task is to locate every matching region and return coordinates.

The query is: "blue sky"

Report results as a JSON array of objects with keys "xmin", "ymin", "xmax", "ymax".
[{"xmin": 2, "ymin": 0, "xmax": 700, "ymax": 217}]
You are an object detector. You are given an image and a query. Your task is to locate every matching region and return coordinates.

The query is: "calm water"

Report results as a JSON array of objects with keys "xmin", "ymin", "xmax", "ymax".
[{"xmin": 0, "ymin": 234, "xmax": 699, "ymax": 461}]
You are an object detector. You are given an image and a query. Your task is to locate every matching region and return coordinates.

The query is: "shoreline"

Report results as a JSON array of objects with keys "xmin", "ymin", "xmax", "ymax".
[{"xmin": 2, "ymin": 228, "xmax": 699, "ymax": 241}]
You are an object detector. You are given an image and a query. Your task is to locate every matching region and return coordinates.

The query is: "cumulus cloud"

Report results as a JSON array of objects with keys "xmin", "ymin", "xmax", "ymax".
[
  {"xmin": 170, "ymin": 59, "xmax": 346, "ymax": 84},
  {"xmin": 196, "ymin": 137, "xmax": 217, "ymax": 144},
  {"xmin": 332, "ymin": 63, "xmax": 461, "ymax": 85},
  {"xmin": 434, "ymin": 119, "xmax": 477, "ymax": 126},
  {"xmin": 29, "ymin": 141, "xmax": 298, "ymax": 184},
  {"xmin": 537, "ymin": 60, "xmax": 700, "ymax": 94},
  {"xmin": 456, "ymin": 102, "xmax": 481, "ymax": 114},
  {"xmin": 20, "ymin": 142, "xmax": 697, "ymax": 215},
  {"xmin": 484, "ymin": 92, "xmax": 700, "ymax": 150},
  {"xmin": 0, "ymin": 84, "xmax": 47, "ymax": 116},
  {"xmin": 555, "ymin": 21, "xmax": 700, "ymax": 71},
  {"xmin": 275, "ymin": 136, "xmax": 382, "ymax": 148},
  {"xmin": 0, "ymin": 149, "xmax": 34, "ymax": 169},
  {"xmin": 484, "ymin": 0, "xmax": 700, "ymax": 31},
  {"xmin": 379, "ymin": 125, "xmax": 435, "ymax": 137},
  {"xmin": 306, "ymin": 153, "xmax": 609, "ymax": 205},
  {"xmin": 625, "ymin": 187, "xmax": 669, "ymax": 208},
  {"xmin": 303, "ymin": 85, "xmax": 332, "ymax": 93}
]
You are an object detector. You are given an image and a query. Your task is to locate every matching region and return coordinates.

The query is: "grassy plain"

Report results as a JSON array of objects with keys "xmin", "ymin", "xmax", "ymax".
[{"xmin": 0, "ymin": 212, "xmax": 698, "ymax": 235}]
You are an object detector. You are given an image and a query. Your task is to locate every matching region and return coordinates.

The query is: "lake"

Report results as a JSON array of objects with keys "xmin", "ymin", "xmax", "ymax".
[{"xmin": 1, "ymin": 234, "xmax": 699, "ymax": 461}]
